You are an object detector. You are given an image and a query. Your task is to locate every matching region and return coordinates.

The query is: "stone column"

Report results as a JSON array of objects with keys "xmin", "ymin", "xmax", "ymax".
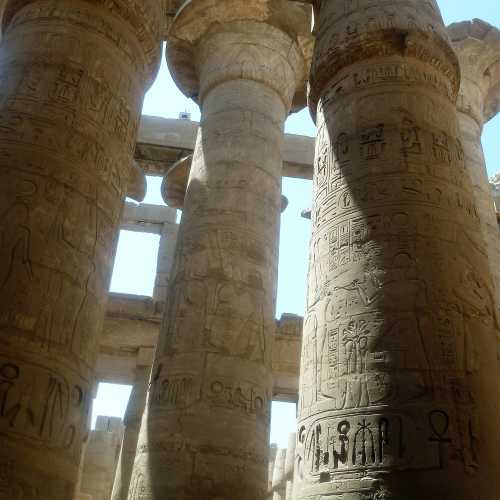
[
  {"xmin": 126, "ymin": 161, "xmax": 147, "ymax": 204},
  {"xmin": 295, "ymin": 2, "xmax": 500, "ymax": 499},
  {"xmin": 153, "ymin": 221, "xmax": 178, "ymax": 303},
  {"xmin": 0, "ymin": 1, "xmax": 160, "ymax": 498},
  {"xmin": 268, "ymin": 443, "xmax": 278, "ymax": 499},
  {"xmin": 111, "ymin": 365, "xmax": 151, "ymax": 500},
  {"xmin": 448, "ymin": 19, "xmax": 500, "ymax": 316},
  {"xmin": 79, "ymin": 416, "xmax": 125, "ymax": 500},
  {"xmin": 272, "ymin": 448, "xmax": 287, "ymax": 500},
  {"xmin": 130, "ymin": 1, "xmax": 311, "ymax": 498},
  {"xmin": 284, "ymin": 433, "xmax": 296, "ymax": 500}
]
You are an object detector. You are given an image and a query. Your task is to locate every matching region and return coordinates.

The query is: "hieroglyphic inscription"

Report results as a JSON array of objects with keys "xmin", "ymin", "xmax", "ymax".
[
  {"xmin": 297, "ymin": 409, "xmax": 461, "ymax": 481},
  {"xmin": 0, "ymin": 0, "xmax": 161, "ymax": 492},
  {"xmin": 0, "ymin": 357, "xmax": 90, "ymax": 463},
  {"xmin": 297, "ymin": 1, "xmax": 494, "ymax": 497}
]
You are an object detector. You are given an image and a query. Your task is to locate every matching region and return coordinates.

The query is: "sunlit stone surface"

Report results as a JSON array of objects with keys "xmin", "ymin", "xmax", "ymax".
[
  {"xmin": 128, "ymin": 0, "xmax": 311, "ymax": 498},
  {"xmin": 295, "ymin": 2, "xmax": 500, "ymax": 499},
  {"xmin": 0, "ymin": 1, "xmax": 160, "ymax": 496}
]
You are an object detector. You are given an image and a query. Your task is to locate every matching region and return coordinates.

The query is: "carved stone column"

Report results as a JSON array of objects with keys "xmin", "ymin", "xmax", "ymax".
[
  {"xmin": 296, "ymin": 2, "xmax": 500, "ymax": 499},
  {"xmin": 448, "ymin": 19, "xmax": 500, "ymax": 315},
  {"xmin": 268, "ymin": 444, "xmax": 278, "ymax": 499},
  {"xmin": 111, "ymin": 365, "xmax": 151, "ymax": 500},
  {"xmin": 79, "ymin": 416, "xmax": 125, "ymax": 500},
  {"xmin": 272, "ymin": 448, "xmax": 287, "ymax": 500},
  {"xmin": 129, "ymin": 1, "xmax": 311, "ymax": 498},
  {"xmin": 153, "ymin": 220, "xmax": 178, "ymax": 304},
  {"xmin": 0, "ymin": 1, "xmax": 160, "ymax": 497},
  {"xmin": 284, "ymin": 433, "xmax": 296, "ymax": 500}
]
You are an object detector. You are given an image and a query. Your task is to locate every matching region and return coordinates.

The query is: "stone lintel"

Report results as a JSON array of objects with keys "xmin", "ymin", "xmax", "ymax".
[
  {"xmin": 98, "ymin": 295, "xmax": 302, "ymax": 401},
  {"xmin": 136, "ymin": 116, "xmax": 315, "ymax": 179}
]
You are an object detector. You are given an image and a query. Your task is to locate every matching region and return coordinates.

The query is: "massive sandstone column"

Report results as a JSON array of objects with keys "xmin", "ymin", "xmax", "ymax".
[
  {"xmin": 129, "ymin": 1, "xmax": 311, "ymax": 498},
  {"xmin": 0, "ymin": 1, "xmax": 160, "ymax": 497},
  {"xmin": 295, "ymin": 2, "xmax": 500, "ymax": 499},
  {"xmin": 448, "ymin": 19, "xmax": 500, "ymax": 317},
  {"xmin": 111, "ymin": 366, "xmax": 151, "ymax": 500}
]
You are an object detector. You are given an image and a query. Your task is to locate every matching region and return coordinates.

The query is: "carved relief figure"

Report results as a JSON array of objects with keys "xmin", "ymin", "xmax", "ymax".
[
  {"xmin": 0, "ymin": 201, "xmax": 33, "ymax": 292},
  {"xmin": 205, "ymin": 281, "xmax": 266, "ymax": 362}
]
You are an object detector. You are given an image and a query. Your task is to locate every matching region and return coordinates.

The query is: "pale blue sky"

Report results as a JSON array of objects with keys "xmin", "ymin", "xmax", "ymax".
[{"xmin": 100, "ymin": 2, "xmax": 500, "ymax": 448}]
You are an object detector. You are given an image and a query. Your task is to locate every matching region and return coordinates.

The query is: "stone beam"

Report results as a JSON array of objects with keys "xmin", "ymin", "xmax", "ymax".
[
  {"xmin": 136, "ymin": 116, "xmax": 315, "ymax": 179},
  {"xmin": 98, "ymin": 294, "xmax": 303, "ymax": 400}
]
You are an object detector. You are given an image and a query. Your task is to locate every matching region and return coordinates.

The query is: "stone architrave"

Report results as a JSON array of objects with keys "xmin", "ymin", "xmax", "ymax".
[
  {"xmin": 295, "ymin": 2, "xmax": 500, "ymax": 499},
  {"xmin": 448, "ymin": 19, "xmax": 500, "ymax": 315},
  {"xmin": 129, "ymin": 1, "xmax": 312, "ymax": 498},
  {"xmin": 0, "ymin": 2, "xmax": 160, "ymax": 497},
  {"xmin": 111, "ymin": 366, "xmax": 151, "ymax": 500}
]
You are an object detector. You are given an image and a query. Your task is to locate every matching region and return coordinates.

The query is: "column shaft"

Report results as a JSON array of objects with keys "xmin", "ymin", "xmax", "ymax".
[
  {"xmin": 153, "ymin": 224, "xmax": 178, "ymax": 303},
  {"xmin": 272, "ymin": 449, "xmax": 287, "ymax": 500},
  {"xmin": 134, "ymin": 75, "xmax": 283, "ymax": 500},
  {"xmin": 0, "ymin": 1, "xmax": 159, "ymax": 496},
  {"xmin": 295, "ymin": 2, "xmax": 500, "ymax": 499},
  {"xmin": 111, "ymin": 367, "xmax": 150, "ymax": 500},
  {"xmin": 448, "ymin": 19, "xmax": 500, "ymax": 325},
  {"xmin": 457, "ymin": 112, "xmax": 500, "ymax": 311},
  {"xmin": 130, "ymin": 4, "xmax": 309, "ymax": 496}
]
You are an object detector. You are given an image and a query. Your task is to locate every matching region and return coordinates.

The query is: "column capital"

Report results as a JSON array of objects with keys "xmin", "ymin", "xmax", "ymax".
[
  {"xmin": 3, "ymin": 0, "xmax": 162, "ymax": 86},
  {"xmin": 448, "ymin": 19, "xmax": 500, "ymax": 127},
  {"xmin": 308, "ymin": 0, "xmax": 460, "ymax": 119},
  {"xmin": 166, "ymin": 0, "xmax": 313, "ymax": 111}
]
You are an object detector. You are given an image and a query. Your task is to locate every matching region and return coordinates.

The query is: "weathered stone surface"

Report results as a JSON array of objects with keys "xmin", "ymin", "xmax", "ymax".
[
  {"xmin": 130, "ymin": 1, "xmax": 311, "ymax": 498},
  {"xmin": 0, "ymin": 1, "xmax": 160, "ymax": 496},
  {"xmin": 268, "ymin": 444, "xmax": 278, "ymax": 499},
  {"xmin": 162, "ymin": 155, "xmax": 292, "ymax": 213},
  {"xmin": 136, "ymin": 116, "xmax": 316, "ymax": 179},
  {"xmin": 491, "ymin": 176, "xmax": 500, "ymax": 216},
  {"xmin": 78, "ymin": 494, "xmax": 94, "ymax": 500},
  {"xmin": 272, "ymin": 448, "xmax": 287, "ymax": 500},
  {"xmin": 296, "ymin": 2, "xmax": 500, "ymax": 499},
  {"xmin": 80, "ymin": 416, "xmax": 124, "ymax": 500},
  {"xmin": 273, "ymin": 314, "xmax": 302, "ymax": 402},
  {"xmin": 126, "ymin": 161, "xmax": 147, "ymax": 203},
  {"xmin": 267, "ymin": 435, "xmax": 296, "ymax": 500},
  {"xmin": 161, "ymin": 155, "xmax": 192, "ymax": 208},
  {"xmin": 448, "ymin": 19, "xmax": 500, "ymax": 324},
  {"xmin": 111, "ymin": 367, "xmax": 151, "ymax": 500},
  {"xmin": 285, "ymin": 433, "xmax": 296, "ymax": 500}
]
